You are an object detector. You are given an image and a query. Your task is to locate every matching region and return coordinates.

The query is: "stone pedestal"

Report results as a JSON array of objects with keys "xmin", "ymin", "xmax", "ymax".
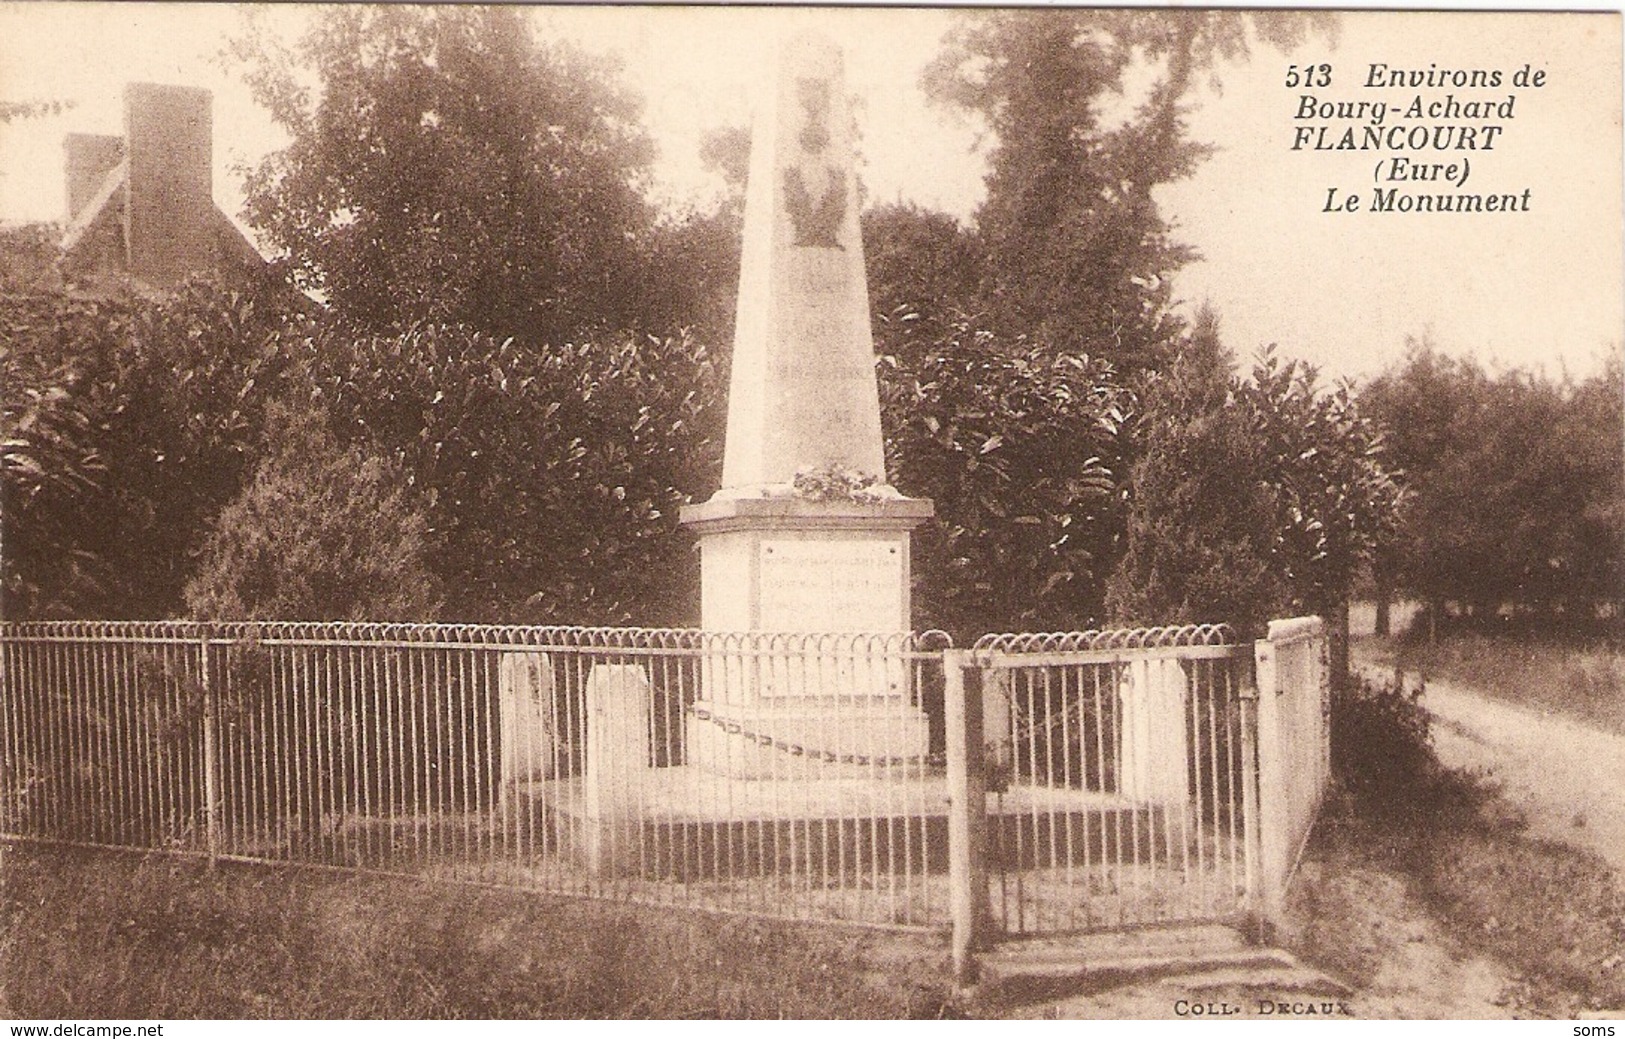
[
  {"xmin": 681, "ymin": 497, "xmax": 932, "ymax": 777},
  {"xmin": 682, "ymin": 497, "xmax": 931, "ymax": 634}
]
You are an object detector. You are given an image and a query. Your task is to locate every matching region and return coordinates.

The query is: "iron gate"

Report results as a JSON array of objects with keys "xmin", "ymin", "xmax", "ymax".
[{"xmin": 969, "ymin": 627, "xmax": 1252, "ymax": 935}]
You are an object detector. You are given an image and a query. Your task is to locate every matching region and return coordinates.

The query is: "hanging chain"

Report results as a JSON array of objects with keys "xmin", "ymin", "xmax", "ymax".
[
  {"xmin": 691, "ymin": 705, "xmax": 945, "ymax": 768},
  {"xmin": 1005, "ymin": 691, "xmax": 1093, "ymax": 745}
]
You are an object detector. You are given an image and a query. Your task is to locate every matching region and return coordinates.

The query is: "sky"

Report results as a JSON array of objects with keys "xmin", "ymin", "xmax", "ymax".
[{"xmin": 0, "ymin": 3, "xmax": 1619, "ymax": 383}]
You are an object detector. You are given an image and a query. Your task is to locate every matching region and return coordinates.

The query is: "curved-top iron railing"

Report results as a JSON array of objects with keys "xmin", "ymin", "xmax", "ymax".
[
  {"xmin": 0, "ymin": 620, "xmax": 953, "ymax": 654},
  {"xmin": 972, "ymin": 622, "xmax": 1236, "ymax": 653}
]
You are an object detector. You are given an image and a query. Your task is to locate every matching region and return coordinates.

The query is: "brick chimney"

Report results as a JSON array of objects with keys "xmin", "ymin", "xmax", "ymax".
[
  {"xmin": 122, "ymin": 82, "xmax": 213, "ymax": 288},
  {"xmin": 63, "ymin": 133, "xmax": 124, "ymax": 223}
]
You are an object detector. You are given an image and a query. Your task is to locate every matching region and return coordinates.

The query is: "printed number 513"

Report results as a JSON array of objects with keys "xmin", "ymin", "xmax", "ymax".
[{"xmin": 1285, "ymin": 64, "xmax": 1333, "ymax": 88}]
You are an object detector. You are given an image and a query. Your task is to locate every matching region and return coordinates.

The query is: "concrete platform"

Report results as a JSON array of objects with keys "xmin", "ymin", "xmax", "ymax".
[
  {"xmin": 525, "ymin": 766, "xmax": 1153, "ymax": 823},
  {"xmin": 515, "ymin": 766, "xmax": 1184, "ymax": 881}
]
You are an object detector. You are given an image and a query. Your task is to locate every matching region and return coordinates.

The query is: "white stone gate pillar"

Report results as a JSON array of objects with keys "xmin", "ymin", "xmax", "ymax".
[{"xmin": 1117, "ymin": 656, "xmax": 1190, "ymax": 805}]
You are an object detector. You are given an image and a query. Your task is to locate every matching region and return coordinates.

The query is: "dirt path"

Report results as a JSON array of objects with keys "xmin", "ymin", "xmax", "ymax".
[{"xmin": 1359, "ymin": 659, "xmax": 1625, "ymax": 879}]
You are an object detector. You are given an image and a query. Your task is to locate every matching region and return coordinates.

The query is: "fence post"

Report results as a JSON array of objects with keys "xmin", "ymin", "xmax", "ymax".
[
  {"xmin": 199, "ymin": 632, "xmax": 220, "ymax": 868},
  {"xmin": 584, "ymin": 663, "xmax": 651, "ymax": 880},
  {"xmin": 1252, "ymin": 634, "xmax": 1285, "ymax": 923},
  {"xmin": 944, "ymin": 648, "xmax": 988, "ymax": 985},
  {"xmin": 1238, "ymin": 651, "xmax": 1262, "ymax": 915},
  {"xmin": 1316, "ymin": 628, "xmax": 1333, "ymax": 814}
]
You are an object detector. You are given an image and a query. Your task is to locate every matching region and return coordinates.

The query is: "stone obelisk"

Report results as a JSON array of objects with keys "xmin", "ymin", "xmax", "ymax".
[{"xmin": 679, "ymin": 32, "xmax": 933, "ymax": 776}]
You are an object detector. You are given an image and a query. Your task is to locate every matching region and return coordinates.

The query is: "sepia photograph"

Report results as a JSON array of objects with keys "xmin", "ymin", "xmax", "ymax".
[{"xmin": 0, "ymin": 2, "xmax": 1621, "ymax": 1024}]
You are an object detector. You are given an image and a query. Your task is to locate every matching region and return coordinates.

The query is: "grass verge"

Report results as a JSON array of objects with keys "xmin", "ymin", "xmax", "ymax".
[{"xmin": 0, "ymin": 842, "xmax": 956, "ymax": 1019}]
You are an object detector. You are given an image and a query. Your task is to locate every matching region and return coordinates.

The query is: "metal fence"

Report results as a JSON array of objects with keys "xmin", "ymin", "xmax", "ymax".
[
  {"xmin": 0, "ymin": 622, "xmax": 953, "ymax": 929},
  {"xmin": 1, "ymin": 617, "xmax": 1332, "ymax": 951}
]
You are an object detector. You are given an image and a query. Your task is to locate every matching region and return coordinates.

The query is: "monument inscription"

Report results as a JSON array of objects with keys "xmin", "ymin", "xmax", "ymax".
[{"xmin": 758, "ymin": 540, "xmax": 903, "ymax": 632}]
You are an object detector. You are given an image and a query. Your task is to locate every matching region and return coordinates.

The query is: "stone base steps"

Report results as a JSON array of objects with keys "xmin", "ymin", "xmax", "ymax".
[{"xmin": 969, "ymin": 923, "xmax": 1350, "ymax": 1015}]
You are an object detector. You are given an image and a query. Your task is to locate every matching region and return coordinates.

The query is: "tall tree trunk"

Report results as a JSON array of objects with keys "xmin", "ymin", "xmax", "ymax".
[
  {"xmin": 1374, "ymin": 571, "xmax": 1392, "ymax": 637},
  {"xmin": 1329, "ymin": 598, "xmax": 1351, "ymax": 694}
]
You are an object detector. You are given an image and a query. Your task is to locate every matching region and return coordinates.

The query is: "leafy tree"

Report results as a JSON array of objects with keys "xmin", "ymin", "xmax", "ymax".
[
  {"xmin": 184, "ymin": 402, "xmax": 441, "ymax": 621},
  {"xmin": 1557, "ymin": 357, "xmax": 1625, "ymax": 616},
  {"xmin": 878, "ymin": 307, "xmax": 1131, "ymax": 640},
  {"xmin": 1107, "ymin": 315, "xmax": 1288, "ymax": 636},
  {"xmin": 863, "ymin": 203, "xmax": 986, "ymax": 329},
  {"xmin": 1109, "ymin": 314, "xmax": 1400, "ymax": 649},
  {"xmin": 295, "ymin": 321, "xmax": 721, "ymax": 624},
  {"xmin": 698, "ymin": 124, "xmax": 752, "ymax": 198},
  {"xmin": 638, "ymin": 207, "xmax": 741, "ymax": 354},
  {"xmin": 2, "ymin": 263, "xmax": 722, "ymax": 626},
  {"xmin": 925, "ymin": 9, "xmax": 1333, "ymax": 371},
  {"xmin": 88, "ymin": 284, "xmax": 303, "ymax": 617},
  {"xmin": 0, "ymin": 281, "xmax": 303, "ymax": 618},
  {"xmin": 1238, "ymin": 350, "xmax": 1401, "ymax": 625},
  {"xmin": 1362, "ymin": 342, "xmax": 1624, "ymax": 628},
  {"xmin": 1, "ymin": 306, "xmax": 106, "ymax": 616},
  {"xmin": 235, "ymin": 6, "xmax": 658, "ymax": 345}
]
